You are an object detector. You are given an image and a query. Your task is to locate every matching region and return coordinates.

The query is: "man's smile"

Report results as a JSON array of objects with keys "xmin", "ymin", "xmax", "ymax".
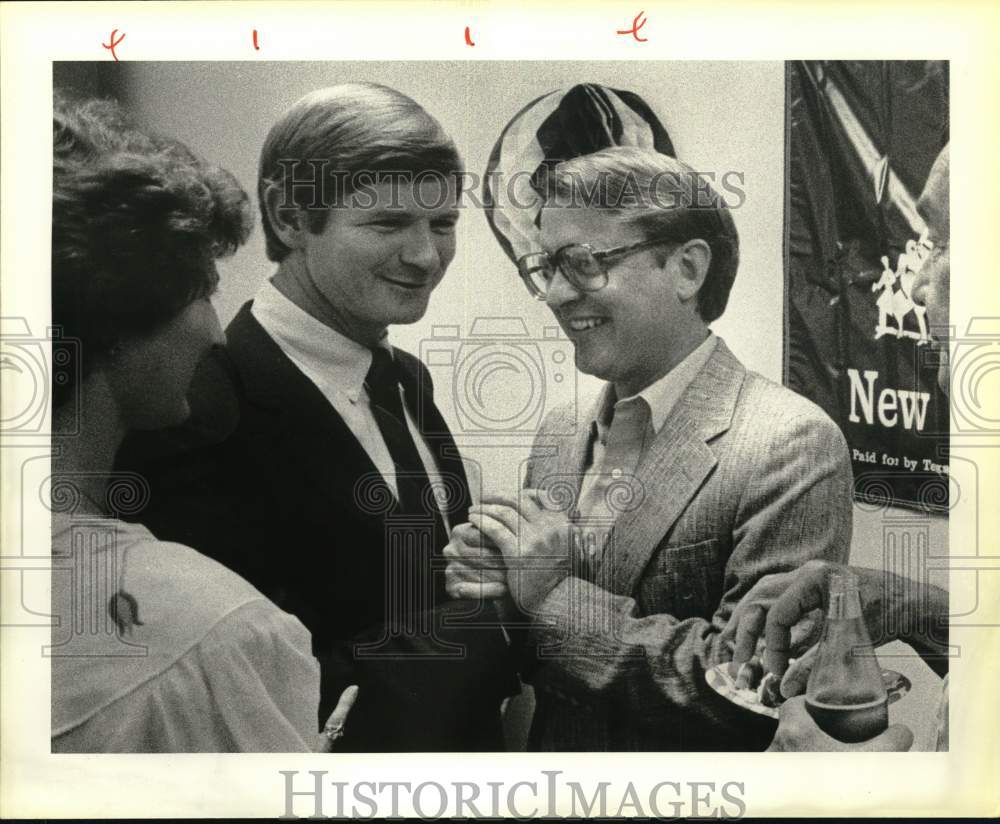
[
  {"xmin": 562, "ymin": 315, "xmax": 610, "ymax": 334},
  {"xmin": 380, "ymin": 275, "xmax": 434, "ymax": 291}
]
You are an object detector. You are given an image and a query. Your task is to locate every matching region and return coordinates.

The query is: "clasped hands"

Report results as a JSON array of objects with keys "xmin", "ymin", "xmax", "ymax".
[{"xmin": 444, "ymin": 490, "xmax": 573, "ymax": 613}]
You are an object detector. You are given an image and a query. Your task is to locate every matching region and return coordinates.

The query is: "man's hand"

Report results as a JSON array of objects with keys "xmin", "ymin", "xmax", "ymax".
[
  {"xmin": 468, "ymin": 490, "xmax": 573, "ymax": 613},
  {"xmin": 444, "ymin": 522, "xmax": 508, "ymax": 600},
  {"xmin": 722, "ymin": 561, "xmax": 926, "ymax": 697},
  {"xmin": 721, "ymin": 559, "xmax": 834, "ymax": 685},
  {"xmin": 316, "ymin": 685, "xmax": 359, "ymax": 752},
  {"xmin": 766, "ymin": 696, "xmax": 913, "ymax": 752}
]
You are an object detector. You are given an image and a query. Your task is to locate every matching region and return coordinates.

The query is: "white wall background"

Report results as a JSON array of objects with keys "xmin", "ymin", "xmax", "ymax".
[{"xmin": 109, "ymin": 61, "xmax": 946, "ymax": 749}]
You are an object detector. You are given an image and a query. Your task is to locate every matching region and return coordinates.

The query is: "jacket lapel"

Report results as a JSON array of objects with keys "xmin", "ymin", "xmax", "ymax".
[
  {"xmin": 225, "ymin": 302, "xmax": 385, "ymax": 493},
  {"xmin": 598, "ymin": 339, "xmax": 747, "ymax": 595}
]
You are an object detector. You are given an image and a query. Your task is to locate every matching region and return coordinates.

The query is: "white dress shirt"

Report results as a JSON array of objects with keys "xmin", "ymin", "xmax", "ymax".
[
  {"xmin": 568, "ymin": 333, "xmax": 718, "ymax": 575},
  {"xmin": 251, "ymin": 280, "xmax": 447, "ymax": 523}
]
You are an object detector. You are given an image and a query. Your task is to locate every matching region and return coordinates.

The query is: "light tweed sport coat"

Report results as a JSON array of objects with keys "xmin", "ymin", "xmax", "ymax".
[{"xmin": 518, "ymin": 338, "xmax": 853, "ymax": 751}]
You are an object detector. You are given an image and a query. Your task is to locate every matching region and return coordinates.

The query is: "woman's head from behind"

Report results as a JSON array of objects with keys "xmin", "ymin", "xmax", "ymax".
[{"xmin": 52, "ymin": 95, "xmax": 252, "ymax": 429}]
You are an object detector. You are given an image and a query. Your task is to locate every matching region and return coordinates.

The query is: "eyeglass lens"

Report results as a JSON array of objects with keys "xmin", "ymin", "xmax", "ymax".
[{"xmin": 525, "ymin": 247, "xmax": 606, "ymax": 296}]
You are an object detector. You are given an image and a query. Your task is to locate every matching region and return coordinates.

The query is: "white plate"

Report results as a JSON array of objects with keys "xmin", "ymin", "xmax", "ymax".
[{"xmin": 706, "ymin": 664, "xmax": 911, "ymax": 719}]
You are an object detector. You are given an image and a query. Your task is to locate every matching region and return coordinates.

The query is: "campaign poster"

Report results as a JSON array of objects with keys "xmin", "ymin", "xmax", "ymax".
[{"xmin": 785, "ymin": 60, "xmax": 950, "ymax": 513}]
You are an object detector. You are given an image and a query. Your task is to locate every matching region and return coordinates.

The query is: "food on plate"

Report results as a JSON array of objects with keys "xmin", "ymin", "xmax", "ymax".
[
  {"xmin": 727, "ymin": 646, "xmax": 796, "ymax": 710},
  {"xmin": 735, "ymin": 659, "xmax": 763, "ymax": 690},
  {"xmin": 757, "ymin": 671, "xmax": 783, "ymax": 708}
]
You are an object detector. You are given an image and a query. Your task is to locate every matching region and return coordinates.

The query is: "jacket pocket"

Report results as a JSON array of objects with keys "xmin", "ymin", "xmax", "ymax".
[{"xmin": 638, "ymin": 538, "xmax": 723, "ymax": 620}]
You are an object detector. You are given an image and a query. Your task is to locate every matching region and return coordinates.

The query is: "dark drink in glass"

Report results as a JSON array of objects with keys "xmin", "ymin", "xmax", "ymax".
[
  {"xmin": 805, "ymin": 571, "xmax": 890, "ymax": 744},
  {"xmin": 805, "ymin": 696, "xmax": 890, "ymax": 744}
]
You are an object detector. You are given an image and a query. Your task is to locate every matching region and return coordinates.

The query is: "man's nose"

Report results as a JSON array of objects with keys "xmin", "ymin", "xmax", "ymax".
[
  {"xmin": 399, "ymin": 225, "xmax": 442, "ymax": 273},
  {"xmin": 545, "ymin": 266, "xmax": 581, "ymax": 310}
]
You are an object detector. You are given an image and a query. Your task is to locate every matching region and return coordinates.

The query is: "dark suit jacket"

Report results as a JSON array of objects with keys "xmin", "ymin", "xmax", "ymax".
[{"xmin": 117, "ymin": 302, "xmax": 516, "ymax": 751}]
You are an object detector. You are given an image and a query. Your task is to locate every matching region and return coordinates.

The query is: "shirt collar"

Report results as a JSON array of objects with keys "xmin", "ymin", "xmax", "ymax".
[
  {"xmin": 591, "ymin": 332, "xmax": 718, "ymax": 444},
  {"xmin": 251, "ymin": 279, "xmax": 389, "ymax": 402}
]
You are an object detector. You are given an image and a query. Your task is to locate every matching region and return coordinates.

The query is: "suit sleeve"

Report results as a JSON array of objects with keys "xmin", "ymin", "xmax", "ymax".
[{"xmin": 521, "ymin": 409, "xmax": 853, "ymax": 723}]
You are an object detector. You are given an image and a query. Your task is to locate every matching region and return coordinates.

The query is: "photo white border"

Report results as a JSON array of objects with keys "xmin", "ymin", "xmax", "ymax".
[{"xmin": 2, "ymin": 1, "xmax": 998, "ymax": 818}]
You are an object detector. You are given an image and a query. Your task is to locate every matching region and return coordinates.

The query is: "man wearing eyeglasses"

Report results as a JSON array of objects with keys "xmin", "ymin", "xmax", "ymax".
[{"xmin": 446, "ymin": 146, "xmax": 853, "ymax": 750}]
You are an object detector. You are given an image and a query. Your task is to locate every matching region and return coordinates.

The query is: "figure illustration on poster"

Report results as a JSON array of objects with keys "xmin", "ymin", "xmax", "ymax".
[{"xmin": 873, "ymin": 235, "xmax": 933, "ymax": 344}]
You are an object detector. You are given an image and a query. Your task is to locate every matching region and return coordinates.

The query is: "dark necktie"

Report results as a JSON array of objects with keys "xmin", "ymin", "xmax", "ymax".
[
  {"xmin": 364, "ymin": 347, "xmax": 449, "ymax": 611},
  {"xmin": 338, "ymin": 348, "xmax": 516, "ymax": 749}
]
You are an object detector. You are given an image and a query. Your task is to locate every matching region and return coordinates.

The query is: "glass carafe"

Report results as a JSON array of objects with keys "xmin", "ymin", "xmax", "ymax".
[{"xmin": 805, "ymin": 570, "xmax": 889, "ymax": 743}]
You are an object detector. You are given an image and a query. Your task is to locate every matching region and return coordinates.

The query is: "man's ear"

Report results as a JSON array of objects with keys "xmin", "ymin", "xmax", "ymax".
[
  {"xmin": 674, "ymin": 239, "xmax": 712, "ymax": 303},
  {"xmin": 263, "ymin": 183, "xmax": 307, "ymax": 250}
]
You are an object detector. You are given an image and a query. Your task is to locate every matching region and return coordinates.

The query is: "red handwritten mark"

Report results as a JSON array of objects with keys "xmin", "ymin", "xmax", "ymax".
[
  {"xmin": 464, "ymin": 26, "xmax": 475, "ymax": 47},
  {"xmin": 102, "ymin": 28, "xmax": 125, "ymax": 62},
  {"xmin": 616, "ymin": 11, "xmax": 648, "ymax": 42},
  {"xmin": 253, "ymin": 29, "xmax": 260, "ymax": 50}
]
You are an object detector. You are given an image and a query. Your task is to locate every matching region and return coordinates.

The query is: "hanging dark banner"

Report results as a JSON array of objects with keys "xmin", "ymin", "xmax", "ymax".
[{"xmin": 784, "ymin": 60, "xmax": 949, "ymax": 513}]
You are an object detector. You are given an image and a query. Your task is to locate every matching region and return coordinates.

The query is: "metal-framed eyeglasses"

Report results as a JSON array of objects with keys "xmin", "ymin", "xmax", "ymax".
[{"xmin": 516, "ymin": 236, "xmax": 681, "ymax": 300}]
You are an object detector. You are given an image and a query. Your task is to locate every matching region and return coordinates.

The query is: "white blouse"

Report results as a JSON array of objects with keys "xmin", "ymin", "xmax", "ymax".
[{"xmin": 51, "ymin": 514, "xmax": 320, "ymax": 752}]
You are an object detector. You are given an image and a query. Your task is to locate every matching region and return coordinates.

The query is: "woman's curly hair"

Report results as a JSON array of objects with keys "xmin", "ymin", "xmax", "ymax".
[{"xmin": 52, "ymin": 94, "xmax": 253, "ymax": 407}]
